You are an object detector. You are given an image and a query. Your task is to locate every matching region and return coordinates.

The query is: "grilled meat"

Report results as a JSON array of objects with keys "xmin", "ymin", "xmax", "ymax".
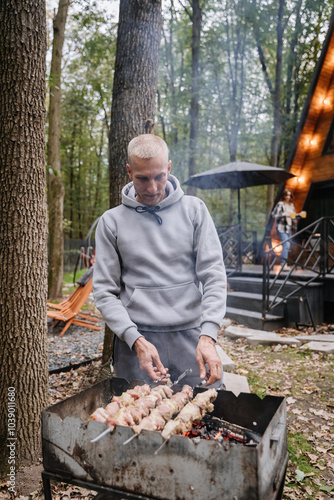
[
  {"xmin": 161, "ymin": 388, "xmax": 217, "ymax": 440},
  {"xmin": 105, "ymin": 385, "xmax": 176, "ymax": 431},
  {"xmin": 132, "ymin": 385, "xmax": 193, "ymax": 434},
  {"xmin": 90, "ymin": 384, "xmax": 151, "ymax": 421}
]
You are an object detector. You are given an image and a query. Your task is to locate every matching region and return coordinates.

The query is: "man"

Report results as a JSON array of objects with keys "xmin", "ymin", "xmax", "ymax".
[{"xmin": 93, "ymin": 134, "xmax": 226, "ymax": 387}]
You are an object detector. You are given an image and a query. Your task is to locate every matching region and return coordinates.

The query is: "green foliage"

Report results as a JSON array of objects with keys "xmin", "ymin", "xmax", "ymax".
[
  {"xmin": 46, "ymin": 0, "xmax": 334, "ymax": 239},
  {"xmin": 54, "ymin": 0, "xmax": 118, "ymax": 238},
  {"xmin": 62, "ymin": 267, "xmax": 89, "ymax": 293},
  {"xmin": 244, "ymin": 370, "xmax": 268, "ymax": 398},
  {"xmin": 288, "ymin": 430, "xmax": 315, "ymax": 471},
  {"xmin": 157, "ymin": 0, "xmax": 334, "ymax": 228},
  {"xmin": 63, "ymin": 267, "xmax": 88, "ymax": 285}
]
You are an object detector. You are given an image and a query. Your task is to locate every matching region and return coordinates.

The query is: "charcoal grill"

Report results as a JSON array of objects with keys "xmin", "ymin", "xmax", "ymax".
[{"xmin": 41, "ymin": 377, "xmax": 288, "ymax": 500}]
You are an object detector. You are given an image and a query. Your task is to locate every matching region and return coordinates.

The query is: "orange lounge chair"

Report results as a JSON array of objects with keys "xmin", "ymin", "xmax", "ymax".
[{"xmin": 47, "ymin": 270, "xmax": 101, "ymax": 337}]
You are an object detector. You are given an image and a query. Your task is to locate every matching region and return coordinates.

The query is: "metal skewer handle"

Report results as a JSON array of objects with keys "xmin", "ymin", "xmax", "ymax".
[
  {"xmin": 170, "ymin": 368, "xmax": 192, "ymax": 387},
  {"xmin": 91, "ymin": 426, "xmax": 111, "ymax": 443},
  {"xmin": 154, "ymin": 439, "xmax": 168, "ymax": 455},
  {"xmin": 123, "ymin": 433, "xmax": 138, "ymax": 446}
]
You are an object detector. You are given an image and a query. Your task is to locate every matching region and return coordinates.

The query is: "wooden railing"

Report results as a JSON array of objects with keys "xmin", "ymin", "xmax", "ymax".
[{"xmin": 262, "ymin": 216, "xmax": 334, "ymax": 320}]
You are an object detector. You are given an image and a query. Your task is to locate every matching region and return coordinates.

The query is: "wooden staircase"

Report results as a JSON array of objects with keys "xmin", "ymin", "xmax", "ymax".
[{"xmin": 226, "ymin": 268, "xmax": 324, "ymax": 331}]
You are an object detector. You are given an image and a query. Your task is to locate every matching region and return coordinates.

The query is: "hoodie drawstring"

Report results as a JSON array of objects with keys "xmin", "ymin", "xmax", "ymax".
[{"xmin": 135, "ymin": 205, "xmax": 162, "ymax": 225}]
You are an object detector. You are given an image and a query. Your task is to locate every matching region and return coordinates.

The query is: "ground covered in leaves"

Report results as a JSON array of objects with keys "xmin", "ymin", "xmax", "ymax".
[
  {"xmin": 218, "ymin": 323, "xmax": 334, "ymax": 500},
  {"xmin": 47, "ymin": 310, "xmax": 104, "ymax": 372},
  {"xmin": 0, "ymin": 319, "xmax": 333, "ymax": 499}
]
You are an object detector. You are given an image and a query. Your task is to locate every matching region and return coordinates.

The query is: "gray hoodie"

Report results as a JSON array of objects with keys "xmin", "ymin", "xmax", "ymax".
[{"xmin": 93, "ymin": 175, "xmax": 226, "ymax": 348}]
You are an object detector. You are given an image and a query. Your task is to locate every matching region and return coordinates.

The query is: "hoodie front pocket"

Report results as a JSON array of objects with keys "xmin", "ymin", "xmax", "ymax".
[{"xmin": 125, "ymin": 282, "xmax": 202, "ymax": 326}]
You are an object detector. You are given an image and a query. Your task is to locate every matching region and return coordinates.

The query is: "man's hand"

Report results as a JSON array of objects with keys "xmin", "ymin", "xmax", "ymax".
[
  {"xmin": 196, "ymin": 335, "xmax": 222, "ymax": 386},
  {"xmin": 133, "ymin": 337, "xmax": 169, "ymax": 381}
]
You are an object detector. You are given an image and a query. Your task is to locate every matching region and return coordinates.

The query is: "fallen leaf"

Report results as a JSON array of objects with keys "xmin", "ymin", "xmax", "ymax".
[
  {"xmin": 238, "ymin": 369, "xmax": 249, "ymax": 375},
  {"xmin": 319, "ymin": 485, "xmax": 334, "ymax": 492},
  {"xmin": 316, "ymin": 446, "xmax": 331, "ymax": 454},
  {"xmin": 307, "ymin": 453, "xmax": 318, "ymax": 462},
  {"xmin": 314, "ymin": 464, "xmax": 327, "ymax": 470},
  {"xmin": 295, "ymin": 469, "xmax": 305, "ymax": 482}
]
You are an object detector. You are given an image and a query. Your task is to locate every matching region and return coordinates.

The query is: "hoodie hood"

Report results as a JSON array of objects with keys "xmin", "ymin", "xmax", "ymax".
[{"xmin": 121, "ymin": 174, "xmax": 184, "ymax": 210}]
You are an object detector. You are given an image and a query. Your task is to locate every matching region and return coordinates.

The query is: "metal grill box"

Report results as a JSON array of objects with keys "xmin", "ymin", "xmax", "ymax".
[{"xmin": 42, "ymin": 377, "xmax": 288, "ymax": 500}]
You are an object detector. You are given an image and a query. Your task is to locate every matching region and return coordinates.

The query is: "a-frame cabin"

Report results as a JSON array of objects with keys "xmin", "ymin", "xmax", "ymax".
[
  {"xmin": 227, "ymin": 16, "xmax": 334, "ymax": 330},
  {"xmin": 273, "ymin": 10, "xmax": 334, "ymax": 224}
]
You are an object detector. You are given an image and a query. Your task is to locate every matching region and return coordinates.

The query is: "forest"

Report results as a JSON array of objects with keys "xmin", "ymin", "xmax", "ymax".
[
  {"xmin": 1, "ymin": 0, "xmax": 334, "ymax": 476},
  {"xmin": 48, "ymin": 0, "xmax": 334, "ymax": 244}
]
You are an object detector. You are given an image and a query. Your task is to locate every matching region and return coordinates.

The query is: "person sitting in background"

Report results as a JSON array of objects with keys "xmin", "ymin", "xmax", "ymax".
[{"xmin": 272, "ymin": 189, "xmax": 300, "ymax": 270}]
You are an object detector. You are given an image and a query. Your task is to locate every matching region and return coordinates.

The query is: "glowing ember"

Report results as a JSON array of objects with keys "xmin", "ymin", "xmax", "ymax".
[{"xmin": 182, "ymin": 415, "xmax": 261, "ymax": 446}]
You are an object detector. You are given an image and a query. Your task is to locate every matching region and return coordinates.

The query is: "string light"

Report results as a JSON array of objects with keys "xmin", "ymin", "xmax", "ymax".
[{"xmin": 297, "ymin": 176, "xmax": 304, "ymax": 183}]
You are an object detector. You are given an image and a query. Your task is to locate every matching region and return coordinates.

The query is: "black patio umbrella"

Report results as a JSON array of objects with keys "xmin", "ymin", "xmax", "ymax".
[{"xmin": 183, "ymin": 161, "xmax": 295, "ymax": 224}]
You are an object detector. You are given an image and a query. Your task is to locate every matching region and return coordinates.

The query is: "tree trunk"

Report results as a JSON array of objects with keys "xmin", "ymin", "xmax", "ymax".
[
  {"xmin": 94, "ymin": 122, "xmax": 105, "ymax": 215},
  {"xmin": 108, "ymin": 0, "xmax": 162, "ymax": 208},
  {"xmin": 69, "ymin": 125, "xmax": 76, "ymax": 239},
  {"xmin": 187, "ymin": 0, "xmax": 202, "ymax": 196},
  {"xmin": 0, "ymin": 0, "xmax": 49, "ymax": 472},
  {"xmin": 103, "ymin": 0, "xmax": 162, "ymax": 363},
  {"xmin": 167, "ymin": 0, "xmax": 178, "ymax": 147},
  {"xmin": 282, "ymin": 0, "xmax": 302, "ymax": 166},
  {"xmin": 254, "ymin": 0, "xmax": 285, "ymax": 221},
  {"xmin": 266, "ymin": 0, "xmax": 284, "ymax": 220},
  {"xmin": 47, "ymin": 0, "xmax": 70, "ymax": 299}
]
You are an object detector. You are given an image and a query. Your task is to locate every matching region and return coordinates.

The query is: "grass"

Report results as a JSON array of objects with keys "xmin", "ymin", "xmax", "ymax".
[
  {"xmin": 63, "ymin": 268, "xmax": 88, "ymax": 285},
  {"xmin": 286, "ymin": 430, "xmax": 332, "ymax": 497},
  {"xmin": 241, "ymin": 345, "xmax": 334, "ymax": 498},
  {"xmin": 62, "ymin": 268, "xmax": 89, "ymax": 294},
  {"xmin": 243, "ymin": 371, "xmax": 268, "ymax": 398},
  {"xmin": 287, "ymin": 431, "xmax": 315, "ymax": 472}
]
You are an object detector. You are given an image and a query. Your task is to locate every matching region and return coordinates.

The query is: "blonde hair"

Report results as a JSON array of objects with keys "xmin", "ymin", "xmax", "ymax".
[{"xmin": 128, "ymin": 135, "xmax": 169, "ymax": 165}]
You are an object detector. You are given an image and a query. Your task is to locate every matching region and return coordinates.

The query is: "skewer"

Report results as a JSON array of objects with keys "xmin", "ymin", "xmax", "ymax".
[
  {"xmin": 196, "ymin": 379, "xmax": 225, "ymax": 390},
  {"xmin": 122, "ymin": 433, "xmax": 138, "ymax": 445},
  {"xmin": 171, "ymin": 368, "xmax": 192, "ymax": 386},
  {"xmin": 154, "ymin": 439, "xmax": 168, "ymax": 455},
  {"xmin": 91, "ymin": 383, "xmax": 169, "ymax": 444},
  {"xmin": 150, "ymin": 375, "xmax": 168, "ymax": 386},
  {"xmin": 122, "ymin": 370, "xmax": 193, "ymax": 447},
  {"xmin": 91, "ymin": 427, "xmax": 111, "ymax": 443},
  {"xmin": 122, "ymin": 377, "xmax": 175, "ymax": 446},
  {"xmin": 92, "ymin": 368, "xmax": 193, "ymax": 445}
]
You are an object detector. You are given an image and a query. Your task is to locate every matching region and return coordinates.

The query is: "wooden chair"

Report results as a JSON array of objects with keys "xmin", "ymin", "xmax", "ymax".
[{"xmin": 47, "ymin": 270, "xmax": 101, "ymax": 337}]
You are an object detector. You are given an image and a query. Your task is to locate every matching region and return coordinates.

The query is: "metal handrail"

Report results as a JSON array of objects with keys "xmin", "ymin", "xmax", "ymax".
[
  {"xmin": 216, "ymin": 225, "xmax": 258, "ymax": 274},
  {"xmin": 262, "ymin": 216, "xmax": 334, "ymax": 319}
]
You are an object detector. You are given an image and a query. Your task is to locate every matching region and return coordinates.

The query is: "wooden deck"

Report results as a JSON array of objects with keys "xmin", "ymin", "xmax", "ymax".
[{"xmin": 226, "ymin": 264, "xmax": 320, "ymax": 279}]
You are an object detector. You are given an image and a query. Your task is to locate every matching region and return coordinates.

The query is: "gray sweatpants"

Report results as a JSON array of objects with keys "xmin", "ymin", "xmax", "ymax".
[{"xmin": 114, "ymin": 327, "xmax": 223, "ymax": 388}]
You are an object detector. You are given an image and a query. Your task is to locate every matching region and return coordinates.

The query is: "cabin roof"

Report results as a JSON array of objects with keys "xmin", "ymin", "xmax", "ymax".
[{"xmin": 273, "ymin": 8, "xmax": 334, "ymax": 213}]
